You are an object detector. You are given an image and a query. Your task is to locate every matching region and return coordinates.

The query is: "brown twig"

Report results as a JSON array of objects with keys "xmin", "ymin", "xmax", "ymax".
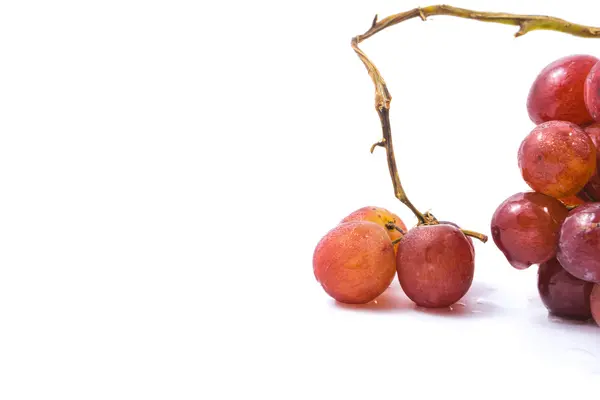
[
  {"xmin": 460, "ymin": 229, "xmax": 488, "ymax": 243},
  {"xmin": 385, "ymin": 222, "xmax": 405, "ymax": 235},
  {"xmin": 352, "ymin": 4, "xmax": 600, "ymax": 233}
]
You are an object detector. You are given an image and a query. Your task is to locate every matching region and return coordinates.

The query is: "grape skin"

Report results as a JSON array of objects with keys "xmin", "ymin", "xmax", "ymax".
[
  {"xmin": 584, "ymin": 60, "xmax": 600, "ymax": 122},
  {"xmin": 313, "ymin": 221, "xmax": 396, "ymax": 304},
  {"xmin": 396, "ymin": 224, "xmax": 474, "ymax": 308},
  {"xmin": 579, "ymin": 123, "xmax": 600, "ymax": 201},
  {"xmin": 438, "ymin": 221, "xmax": 473, "ymax": 250},
  {"xmin": 557, "ymin": 203, "xmax": 600, "ymax": 283},
  {"xmin": 537, "ymin": 257, "xmax": 593, "ymax": 320},
  {"xmin": 518, "ymin": 121, "xmax": 596, "ymax": 199},
  {"xmin": 491, "ymin": 192, "xmax": 568, "ymax": 270},
  {"xmin": 527, "ymin": 54, "xmax": 598, "ymax": 126}
]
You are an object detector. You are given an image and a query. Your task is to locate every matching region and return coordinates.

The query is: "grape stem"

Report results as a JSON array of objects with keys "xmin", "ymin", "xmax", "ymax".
[
  {"xmin": 460, "ymin": 229, "xmax": 488, "ymax": 243},
  {"xmin": 385, "ymin": 222, "xmax": 406, "ymax": 235},
  {"xmin": 352, "ymin": 5, "xmax": 600, "ymax": 241}
]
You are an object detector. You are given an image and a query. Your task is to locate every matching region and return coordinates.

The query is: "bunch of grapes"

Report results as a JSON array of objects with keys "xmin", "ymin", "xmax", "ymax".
[
  {"xmin": 491, "ymin": 54, "xmax": 600, "ymax": 326},
  {"xmin": 312, "ymin": 206, "xmax": 476, "ymax": 309}
]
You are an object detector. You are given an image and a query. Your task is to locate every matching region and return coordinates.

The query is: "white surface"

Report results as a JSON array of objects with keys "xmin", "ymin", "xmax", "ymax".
[{"xmin": 1, "ymin": 0, "xmax": 600, "ymax": 398}]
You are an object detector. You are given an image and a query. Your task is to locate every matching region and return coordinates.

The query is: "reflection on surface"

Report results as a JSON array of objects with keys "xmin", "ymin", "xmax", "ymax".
[{"xmin": 334, "ymin": 281, "xmax": 503, "ymax": 317}]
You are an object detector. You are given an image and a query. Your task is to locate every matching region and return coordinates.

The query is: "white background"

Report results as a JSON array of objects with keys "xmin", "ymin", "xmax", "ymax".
[{"xmin": 1, "ymin": 0, "xmax": 600, "ymax": 398}]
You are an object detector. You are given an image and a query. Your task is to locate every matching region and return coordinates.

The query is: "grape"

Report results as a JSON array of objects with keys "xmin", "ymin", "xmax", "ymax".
[
  {"xmin": 557, "ymin": 203, "xmax": 600, "ymax": 283},
  {"xmin": 527, "ymin": 54, "xmax": 598, "ymax": 126},
  {"xmin": 584, "ymin": 60, "xmax": 600, "ymax": 122},
  {"xmin": 438, "ymin": 221, "xmax": 473, "ymax": 250},
  {"xmin": 491, "ymin": 192, "xmax": 568, "ymax": 270},
  {"xmin": 313, "ymin": 221, "xmax": 396, "ymax": 304},
  {"xmin": 518, "ymin": 121, "xmax": 596, "ymax": 198},
  {"xmin": 583, "ymin": 122, "xmax": 600, "ymax": 151},
  {"xmin": 591, "ymin": 284, "xmax": 600, "ymax": 326},
  {"xmin": 580, "ymin": 122, "xmax": 600, "ymax": 201},
  {"xmin": 341, "ymin": 206, "xmax": 407, "ymax": 253},
  {"xmin": 537, "ymin": 258, "xmax": 593, "ymax": 320},
  {"xmin": 396, "ymin": 224, "xmax": 473, "ymax": 308}
]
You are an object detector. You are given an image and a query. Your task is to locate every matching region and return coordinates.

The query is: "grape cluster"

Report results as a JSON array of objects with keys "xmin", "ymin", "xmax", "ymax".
[
  {"xmin": 313, "ymin": 206, "xmax": 477, "ymax": 308},
  {"xmin": 491, "ymin": 54, "xmax": 600, "ymax": 326}
]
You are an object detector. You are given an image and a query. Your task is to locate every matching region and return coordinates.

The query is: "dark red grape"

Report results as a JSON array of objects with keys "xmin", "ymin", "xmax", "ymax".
[
  {"xmin": 518, "ymin": 121, "xmax": 596, "ymax": 199},
  {"xmin": 557, "ymin": 203, "xmax": 600, "ymax": 283},
  {"xmin": 527, "ymin": 54, "xmax": 598, "ymax": 126},
  {"xmin": 396, "ymin": 224, "xmax": 473, "ymax": 308},
  {"xmin": 537, "ymin": 258, "xmax": 593, "ymax": 320},
  {"xmin": 491, "ymin": 192, "xmax": 568, "ymax": 270},
  {"xmin": 591, "ymin": 284, "xmax": 600, "ymax": 326},
  {"xmin": 584, "ymin": 60, "xmax": 600, "ymax": 122}
]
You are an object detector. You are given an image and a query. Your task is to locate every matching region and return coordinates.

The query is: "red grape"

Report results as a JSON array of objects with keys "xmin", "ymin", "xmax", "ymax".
[
  {"xmin": 518, "ymin": 121, "xmax": 596, "ymax": 198},
  {"xmin": 583, "ymin": 122, "xmax": 600, "ymax": 152},
  {"xmin": 557, "ymin": 203, "xmax": 600, "ymax": 283},
  {"xmin": 396, "ymin": 224, "xmax": 473, "ymax": 308},
  {"xmin": 313, "ymin": 221, "xmax": 396, "ymax": 304},
  {"xmin": 591, "ymin": 284, "xmax": 600, "ymax": 326},
  {"xmin": 537, "ymin": 258, "xmax": 593, "ymax": 320},
  {"xmin": 584, "ymin": 60, "xmax": 600, "ymax": 122},
  {"xmin": 527, "ymin": 54, "xmax": 598, "ymax": 126},
  {"xmin": 580, "ymin": 122, "xmax": 600, "ymax": 201},
  {"xmin": 491, "ymin": 192, "xmax": 568, "ymax": 270},
  {"xmin": 438, "ymin": 221, "xmax": 474, "ymax": 250}
]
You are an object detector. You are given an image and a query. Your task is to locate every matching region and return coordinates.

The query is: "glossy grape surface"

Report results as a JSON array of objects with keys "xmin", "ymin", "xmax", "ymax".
[
  {"xmin": 396, "ymin": 224, "xmax": 473, "ymax": 308},
  {"xmin": 557, "ymin": 203, "xmax": 600, "ymax": 283},
  {"xmin": 313, "ymin": 221, "xmax": 396, "ymax": 304},
  {"xmin": 537, "ymin": 257, "xmax": 593, "ymax": 320},
  {"xmin": 491, "ymin": 192, "xmax": 568, "ymax": 270},
  {"xmin": 584, "ymin": 60, "xmax": 600, "ymax": 122},
  {"xmin": 527, "ymin": 54, "xmax": 598, "ymax": 126},
  {"xmin": 518, "ymin": 121, "xmax": 596, "ymax": 198}
]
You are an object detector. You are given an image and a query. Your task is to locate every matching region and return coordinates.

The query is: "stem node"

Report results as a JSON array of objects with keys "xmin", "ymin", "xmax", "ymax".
[
  {"xmin": 371, "ymin": 14, "xmax": 378, "ymax": 28},
  {"xmin": 370, "ymin": 139, "xmax": 386, "ymax": 153}
]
